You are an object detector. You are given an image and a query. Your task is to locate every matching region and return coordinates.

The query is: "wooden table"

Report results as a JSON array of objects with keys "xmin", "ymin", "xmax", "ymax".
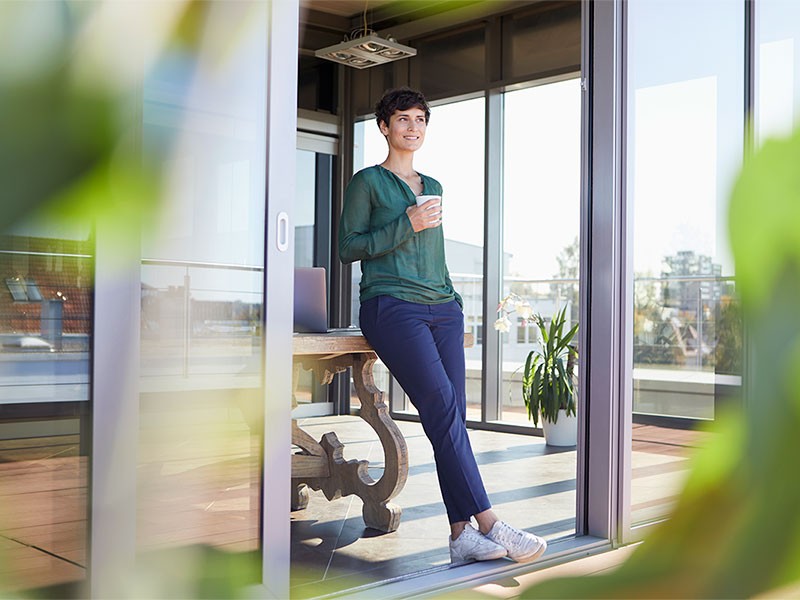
[
  {"xmin": 291, "ymin": 330, "xmax": 407, "ymax": 532},
  {"xmin": 291, "ymin": 329, "xmax": 474, "ymax": 533}
]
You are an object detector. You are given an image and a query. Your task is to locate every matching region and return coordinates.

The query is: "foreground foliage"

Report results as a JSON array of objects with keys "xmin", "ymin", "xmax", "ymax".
[{"xmin": 522, "ymin": 129, "xmax": 800, "ymax": 598}]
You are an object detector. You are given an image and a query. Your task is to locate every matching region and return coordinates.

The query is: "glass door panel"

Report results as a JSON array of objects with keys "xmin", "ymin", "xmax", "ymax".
[
  {"xmin": 626, "ymin": 0, "xmax": 744, "ymax": 527},
  {"xmin": 294, "ymin": 147, "xmax": 334, "ymax": 414},
  {"xmin": 0, "ymin": 226, "xmax": 91, "ymax": 596},
  {"xmin": 295, "ymin": 150, "xmax": 318, "ymax": 269},
  {"xmin": 137, "ymin": 2, "xmax": 268, "ymax": 569},
  {"xmin": 756, "ymin": 0, "xmax": 800, "ymax": 144},
  {"xmin": 500, "ymin": 78, "xmax": 581, "ymax": 427}
]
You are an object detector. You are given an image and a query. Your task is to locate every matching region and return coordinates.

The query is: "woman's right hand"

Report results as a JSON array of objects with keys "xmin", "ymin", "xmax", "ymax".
[{"xmin": 406, "ymin": 199, "xmax": 442, "ymax": 233}]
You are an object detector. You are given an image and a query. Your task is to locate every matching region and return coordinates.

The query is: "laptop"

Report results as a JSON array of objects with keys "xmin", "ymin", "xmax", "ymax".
[{"xmin": 293, "ymin": 267, "xmax": 329, "ymax": 333}]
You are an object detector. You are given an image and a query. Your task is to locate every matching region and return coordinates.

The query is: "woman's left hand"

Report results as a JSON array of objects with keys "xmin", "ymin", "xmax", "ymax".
[{"xmin": 406, "ymin": 198, "xmax": 442, "ymax": 232}]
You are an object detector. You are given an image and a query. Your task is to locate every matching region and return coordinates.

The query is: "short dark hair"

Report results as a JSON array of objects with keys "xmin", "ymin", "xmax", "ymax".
[{"xmin": 375, "ymin": 87, "xmax": 431, "ymax": 129}]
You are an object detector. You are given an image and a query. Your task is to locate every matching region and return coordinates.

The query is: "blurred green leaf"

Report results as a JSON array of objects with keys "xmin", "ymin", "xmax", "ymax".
[
  {"xmin": 729, "ymin": 132, "xmax": 800, "ymax": 313},
  {"xmin": 122, "ymin": 546, "xmax": 261, "ymax": 600},
  {"xmin": 0, "ymin": 63, "xmax": 119, "ymax": 231},
  {"xmin": 0, "ymin": 0, "xmax": 201, "ymax": 235}
]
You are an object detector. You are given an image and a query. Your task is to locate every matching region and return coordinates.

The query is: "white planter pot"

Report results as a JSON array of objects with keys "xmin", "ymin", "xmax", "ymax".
[{"xmin": 541, "ymin": 409, "xmax": 577, "ymax": 447}]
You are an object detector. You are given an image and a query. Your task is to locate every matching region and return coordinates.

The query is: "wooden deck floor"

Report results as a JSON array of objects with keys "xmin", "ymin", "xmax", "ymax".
[
  {"xmin": 0, "ymin": 435, "xmax": 87, "ymax": 594},
  {"xmin": 630, "ymin": 423, "xmax": 711, "ymax": 521}
]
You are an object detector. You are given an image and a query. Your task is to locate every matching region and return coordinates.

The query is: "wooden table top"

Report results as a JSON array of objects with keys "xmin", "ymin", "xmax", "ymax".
[
  {"xmin": 293, "ymin": 329, "xmax": 372, "ymax": 356},
  {"xmin": 293, "ymin": 329, "xmax": 475, "ymax": 356}
]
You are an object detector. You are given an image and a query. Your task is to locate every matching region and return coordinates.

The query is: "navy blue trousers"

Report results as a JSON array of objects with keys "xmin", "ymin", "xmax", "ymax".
[{"xmin": 359, "ymin": 295, "xmax": 491, "ymax": 524}]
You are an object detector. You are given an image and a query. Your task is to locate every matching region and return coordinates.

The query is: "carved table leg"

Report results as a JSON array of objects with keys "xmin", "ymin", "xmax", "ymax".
[
  {"xmin": 291, "ymin": 352, "xmax": 409, "ymax": 532},
  {"xmin": 350, "ymin": 352, "xmax": 408, "ymax": 531}
]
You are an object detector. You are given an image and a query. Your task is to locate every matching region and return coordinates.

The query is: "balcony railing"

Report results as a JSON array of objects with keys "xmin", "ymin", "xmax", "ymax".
[{"xmin": 445, "ymin": 272, "xmax": 742, "ymax": 424}]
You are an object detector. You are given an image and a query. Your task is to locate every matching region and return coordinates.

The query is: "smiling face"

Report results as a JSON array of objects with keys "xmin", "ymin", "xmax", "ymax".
[{"xmin": 379, "ymin": 107, "xmax": 427, "ymax": 154}]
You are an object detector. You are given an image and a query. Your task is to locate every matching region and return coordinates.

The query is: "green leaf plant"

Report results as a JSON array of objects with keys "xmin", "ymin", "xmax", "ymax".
[{"xmin": 522, "ymin": 307, "xmax": 579, "ymax": 426}]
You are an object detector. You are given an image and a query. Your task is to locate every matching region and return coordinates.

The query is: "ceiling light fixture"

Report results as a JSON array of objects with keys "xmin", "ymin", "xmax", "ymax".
[{"xmin": 315, "ymin": 1, "xmax": 416, "ymax": 69}]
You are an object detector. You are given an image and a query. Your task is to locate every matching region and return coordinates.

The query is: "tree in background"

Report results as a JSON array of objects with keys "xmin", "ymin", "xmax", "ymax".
[
  {"xmin": 714, "ymin": 295, "xmax": 743, "ymax": 375},
  {"xmin": 632, "ymin": 274, "xmax": 680, "ymax": 366},
  {"xmin": 552, "ymin": 236, "xmax": 579, "ymax": 323}
]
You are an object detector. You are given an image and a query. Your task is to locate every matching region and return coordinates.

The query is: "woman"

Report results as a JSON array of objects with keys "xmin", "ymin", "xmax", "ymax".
[{"xmin": 339, "ymin": 87, "xmax": 547, "ymax": 565}]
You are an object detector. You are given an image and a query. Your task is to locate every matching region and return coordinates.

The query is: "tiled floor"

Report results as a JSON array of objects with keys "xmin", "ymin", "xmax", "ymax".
[
  {"xmin": 0, "ymin": 436, "xmax": 87, "ymax": 594},
  {"xmin": 630, "ymin": 423, "xmax": 709, "ymax": 524},
  {"xmin": 290, "ymin": 416, "xmax": 707, "ymax": 597},
  {"xmin": 0, "ymin": 413, "xmax": 704, "ymax": 597},
  {"xmin": 290, "ymin": 415, "xmax": 578, "ymax": 597}
]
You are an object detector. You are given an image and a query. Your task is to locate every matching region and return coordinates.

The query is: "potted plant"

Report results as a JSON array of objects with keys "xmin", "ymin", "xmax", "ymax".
[{"xmin": 496, "ymin": 296, "xmax": 579, "ymax": 446}]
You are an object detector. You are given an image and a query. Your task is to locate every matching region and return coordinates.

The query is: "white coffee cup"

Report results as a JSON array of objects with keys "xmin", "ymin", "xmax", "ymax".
[
  {"xmin": 416, "ymin": 194, "xmax": 441, "ymax": 206},
  {"xmin": 416, "ymin": 194, "xmax": 442, "ymax": 227}
]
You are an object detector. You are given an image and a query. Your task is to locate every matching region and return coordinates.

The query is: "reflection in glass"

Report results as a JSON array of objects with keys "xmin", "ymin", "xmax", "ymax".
[
  {"xmin": 501, "ymin": 79, "xmax": 581, "ymax": 426},
  {"xmin": 0, "ymin": 228, "xmax": 91, "ymax": 595},
  {"xmin": 627, "ymin": 0, "xmax": 743, "ymax": 525},
  {"xmin": 140, "ymin": 263, "xmax": 262, "ymax": 384},
  {"xmin": 292, "ymin": 149, "xmax": 333, "ymax": 411},
  {"xmin": 757, "ymin": 0, "xmax": 800, "ymax": 143},
  {"xmin": 295, "ymin": 149, "xmax": 317, "ymax": 269},
  {"xmin": 136, "ymin": 2, "xmax": 266, "ymax": 564},
  {"xmin": 138, "ymin": 262, "xmax": 263, "ymax": 553}
]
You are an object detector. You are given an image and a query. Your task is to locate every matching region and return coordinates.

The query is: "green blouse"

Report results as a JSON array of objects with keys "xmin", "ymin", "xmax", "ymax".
[{"xmin": 339, "ymin": 165, "xmax": 462, "ymax": 307}]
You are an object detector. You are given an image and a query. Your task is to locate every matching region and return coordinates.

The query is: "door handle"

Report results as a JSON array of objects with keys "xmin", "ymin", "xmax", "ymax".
[{"xmin": 276, "ymin": 211, "xmax": 289, "ymax": 252}]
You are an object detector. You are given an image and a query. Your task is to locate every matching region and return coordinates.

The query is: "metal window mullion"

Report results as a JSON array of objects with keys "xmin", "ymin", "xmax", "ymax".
[
  {"xmin": 314, "ymin": 153, "xmax": 334, "ymax": 409},
  {"xmin": 333, "ymin": 66, "xmax": 352, "ymax": 330},
  {"xmin": 617, "ymin": 0, "xmax": 634, "ymax": 545},
  {"xmin": 482, "ymin": 89, "xmax": 503, "ymax": 423},
  {"xmin": 261, "ymin": 0, "xmax": 298, "ymax": 597},
  {"xmin": 744, "ymin": 0, "xmax": 756, "ymax": 155},
  {"xmin": 575, "ymin": 0, "xmax": 591, "ymax": 539},
  {"xmin": 90, "ymin": 217, "xmax": 141, "ymax": 597},
  {"xmin": 90, "ymin": 68, "xmax": 144, "ymax": 598},
  {"xmin": 742, "ymin": 0, "xmax": 757, "ymax": 431},
  {"xmin": 334, "ymin": 66, "xmax": 354, "ymax": 415},
  {"xmin": 584, "ymin": 0, "xmax": 627, "ymax": 544}
]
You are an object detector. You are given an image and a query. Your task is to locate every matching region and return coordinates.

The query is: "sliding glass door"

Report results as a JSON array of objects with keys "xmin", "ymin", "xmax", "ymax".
[
  {"xmin": 624, "ymin": 0, "xmax": 744, "ymax": 532},
  {"xmin": 500, "ymin": 78, "xmax": 582, "ymax": 428},
  {"xmin": 91, "ymin": 2, "xmax": 297, "ymax": 598}
]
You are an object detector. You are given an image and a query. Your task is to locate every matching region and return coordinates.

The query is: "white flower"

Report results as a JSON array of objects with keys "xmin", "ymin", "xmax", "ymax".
[
  {"xmin": 515, "ymin": 301, "xmax": 533, "ymax": 320},
  {"xmin": 494, "ymin": 316, "xmax": 512, "ymax": 333}
]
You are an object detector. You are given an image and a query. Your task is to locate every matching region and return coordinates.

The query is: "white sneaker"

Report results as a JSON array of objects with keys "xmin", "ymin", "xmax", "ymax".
[
  {"xmin": 485, "ymin": 521, "xmax": 547, "ymax": 563},
  {"xmin": 449, "ymin": 524, "xmax": 507, "ymax": 564}
]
